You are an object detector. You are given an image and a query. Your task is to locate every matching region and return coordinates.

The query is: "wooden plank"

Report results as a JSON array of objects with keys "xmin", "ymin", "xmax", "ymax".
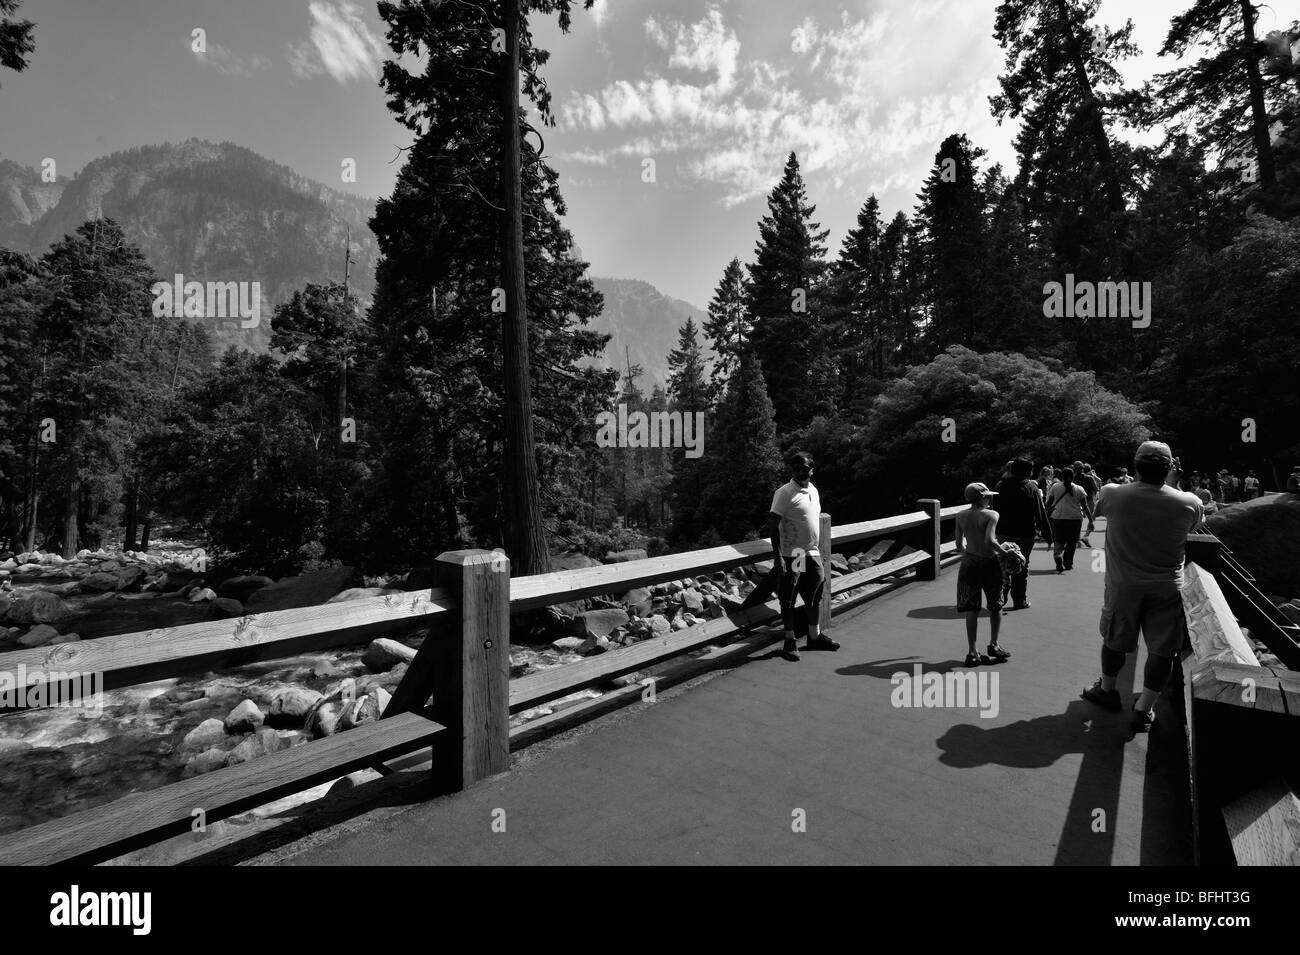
[
  {"xmin": 819, "ymin": 514, "xmax": 832, "ymax": 634},
  {"xmin": 915, "ymin": 499, "xmax": 941, "ymax": 581},
  {"xmin": 1275, "ymin": 669, "xmax": 1300, "ymax": 715},
  {"xmin": 939, "ymin": 505, "xmax": 966, "ymax": 519},
  {"xmin": 1221, "ymin": 779, "xmax": 1300, "ymax": 866},
  {"xmin": 830, "ymin": 552, "xmax": 929, "ymax": 594},
  {"xmin": 1192, "ymin": 662, "xmax": 1286, "ymax": 713},
  {"xmin": 0, "ymin": 711, "xmax": 445, "ymax": 866},
  {"xmin": 0, "ymin": 588, "xmax": 454, "ymax": 697},
  {"xmin": 510, "ymin": 598, "xmax": 783, "ymax": 711},
  {"xmin": 831, "ymin": 512, "xmax": 929, "ymax": 546}
]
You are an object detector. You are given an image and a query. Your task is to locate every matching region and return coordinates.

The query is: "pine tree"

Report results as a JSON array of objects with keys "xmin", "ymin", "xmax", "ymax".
[
  {"xmin": 914, "ymin": 134, "xmax": 989, "ymax": 354},
  {"xmin": 665, "ymin": 317, "xmax": 710, "ymax": 540},
  {"xmin": 0, "ymin": 0, "xmax": 35, "ymax": 85},
  {"xmin": 701, "ymin": 258, "xmax": 750, "ymax": 403},
  {"xmin": 746, "ymin": 152, "xmax": 832, "ymax": 433},
  {"xmin": 826, "ymin": 195, "xmax": 887, "ymax": 407},
  {"xmin": 692, "ymin": 351, "xmax": 782, "ymax": 544},
  {"xmin": 667, "ymin": 316, "xmax": 709, "ymax": 414},
  {"xmin": 1155, "ymin": 0, "xmax": 1291, "ymax": 196}
]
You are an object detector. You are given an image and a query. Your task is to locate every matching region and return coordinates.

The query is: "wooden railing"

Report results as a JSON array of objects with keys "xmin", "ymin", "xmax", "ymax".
[
  {"xmin": 0, "ymin": 499, "xmax": 963, "ymax": 865},
  {"xmin": 1178, "ymin": 533, "xmax": 1300, "ymax": 865}
]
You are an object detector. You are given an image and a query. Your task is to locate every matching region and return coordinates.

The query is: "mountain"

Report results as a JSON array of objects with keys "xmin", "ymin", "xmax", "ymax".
[
  {"xmin": 585, "ymin": 277, "xmax": 709, "ymax": 392},
  {"xmin": 0, "ymin": 143, "xmax": 706, "ymax": 387},
  {"xmin": 0, "ymin": 140, "xmax": 378, "ymax": 354}
]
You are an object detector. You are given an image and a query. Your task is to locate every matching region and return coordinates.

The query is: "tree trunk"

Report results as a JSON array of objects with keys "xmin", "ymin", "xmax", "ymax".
[
  {"xmin": 62, "ymin": 458, "xmax": 80, "ymax": 558},
  {"xmin": 1238, "ymin": 0, "xmax": 1277, "ymax": 187},
  {"xmin": 1053, "ymin": 0, "xmax": 1126, "ymax": 219},
  {"xmin": 123, "ymin": 474, "xmax": 139, "ymax": 551},
  {"xmin": 139, "ymin": 513, "xmax": 152, "ymax": 552},
  {"xmin": 498, "ymin": 0, "xmax": 550, "ymax": 576}
]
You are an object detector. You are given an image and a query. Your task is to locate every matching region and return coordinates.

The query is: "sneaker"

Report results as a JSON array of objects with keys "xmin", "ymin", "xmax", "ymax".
[
  {"xmin": 1131, "ymin": 706, "xmax": 1155, "ymax": 733},
  {"xmin": 1054, "ymin": 555, "xmax": 1064, "ymax": 573},
  {"xmin": 987, "ymin": 643, "xmax": 1011, "ymax": 661},
  {"xmin": 782, "ymin": 638, "xmax": 800, "ymax": 662},
  {"xmin": 964, "ymin": 651, "xmax": 982, "ymax": 667},
  {"xmin": 806, "ymin": 636, "xmax": 841, "ymax": 651},
  {"xmin": 1012, "ymin": 601, "xmax": 1031, "ymax": 610},
  {"xmin": 1081, "ymin": 679, "xmax": 1122, "ymax": 711}
]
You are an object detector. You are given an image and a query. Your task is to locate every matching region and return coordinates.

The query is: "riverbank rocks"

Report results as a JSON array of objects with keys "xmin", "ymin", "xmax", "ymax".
[
  {"xmin": 618, "ymin": 587, "xmax": 652, "ymax": 616},
  {"xmin": 216, "ymin": 575, "xmax": 274, "ymax": 602},
  {"xmin": 224, "ymin": 699, "xmax": 264, "ymax": 734},
  {"xmin": 181, "ymin": 718, "xmax": 227, "ymax": 751},
  {"xmin": 2, "ymin": 590, "xmax": 72, "ymax": 625},
  {"xmin": 188, "ymin": 587, "xmax": 217, "ymax": 603},
  {"xmin": 573, "ymin": 608, "xmax": 629, "ymax": 640},
  {"xmin": 226, "ymin": 728, "xmax": 296, "ymax": 767},
  {"xmin": 266, "ymin": 687, "xmax": 323, "ymax": 728},
  {"xmin": 78, "ymin": 572, "xmax": 120, "ymax": 593},
  {"xmin": 362, "ymin": 638, "xmax": 417, "ymax": 672},
  {"xmin": 245, "ymin": 565, "xmax": 360, "ymax": 613},
  {"xmin": 206, "ymin": 598, "xmax": 244, "ymax": 620},
  {"xmin": 327, "ymin": 587, "xmax": 401, "ymax": 603},
  {"xmin": 183, "ymin": 747, "xmax": 229, "ymax": 778},
  {"xmin": 16, "ymin": 624, "xmax": 60, "ymax": 648},
  {"xmin": 1207, "ymin": 495, "xmax": 1300, "ymax": 599}
]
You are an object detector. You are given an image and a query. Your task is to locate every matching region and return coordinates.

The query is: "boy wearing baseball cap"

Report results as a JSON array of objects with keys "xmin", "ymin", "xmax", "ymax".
[
  {"xmin": 1080, "ymin": 440, "xmax": 1203, "ymax": 732},
  {"xmin": 954, "ymin": 482, "xmax": 1012, "ymax": 667}
]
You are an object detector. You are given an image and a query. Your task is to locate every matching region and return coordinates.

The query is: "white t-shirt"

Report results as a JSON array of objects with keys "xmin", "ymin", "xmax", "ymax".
[{"xmin": 771, "ymin": 480, "xmax": 821, "ymax": 557}]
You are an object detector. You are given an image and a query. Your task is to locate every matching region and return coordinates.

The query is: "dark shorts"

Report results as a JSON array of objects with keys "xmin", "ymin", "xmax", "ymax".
[
  {"xmin": 957, "ymin": 554, "xmax": 1005, "ymax": 612},
  {"xmin": 1100, "ymin": 582, "xmax": 1187, "ymax": 657}
]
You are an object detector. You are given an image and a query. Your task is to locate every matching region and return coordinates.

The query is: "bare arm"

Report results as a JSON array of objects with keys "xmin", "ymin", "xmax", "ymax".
[
  {"xmin": 954, "ymin": 516, "xmax": 965, "ymax": 554},
  {"xmin": 986, "ymin": 512, "xmax": 1000, "ymax": 548},
  {"xmin": 767, "ymin": 513, "xmax": 782, "ymax": 562}
]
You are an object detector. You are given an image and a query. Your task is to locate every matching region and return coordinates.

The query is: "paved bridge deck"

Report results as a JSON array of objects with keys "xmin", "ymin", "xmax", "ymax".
[{"xmin": 280, "ymin": 519, "xmax": 1192, "ymax": 865}]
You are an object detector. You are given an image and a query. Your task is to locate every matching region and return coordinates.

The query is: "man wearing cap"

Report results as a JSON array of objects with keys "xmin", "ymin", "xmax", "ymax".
[
  {"xmin": 767, "ymin": 451, "xmax": 840, "ymax": 662},
  {"xmin": 954, "ymin": 482, "xmax": 1012, "ymax": 667},
  {"xmin": 1080, "ymin": 440, "xmax": 1203, "ymax": 732}
]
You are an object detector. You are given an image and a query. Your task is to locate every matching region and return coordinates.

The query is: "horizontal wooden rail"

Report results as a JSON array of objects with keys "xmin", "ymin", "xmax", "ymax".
[
  {"xmin": 0, "ymin": 711, "xmax": 446, "ymax": 866},
  {"xmin": 0, "ymin": 588, "xmax": 455, "ymax": 700},
  {"xmin": 939, "ymin": 505, "xmax": 965, "ymax": 519},
  {"xmin": 830, "ymin": 511, "xmax": 929, "ymax": 545}
]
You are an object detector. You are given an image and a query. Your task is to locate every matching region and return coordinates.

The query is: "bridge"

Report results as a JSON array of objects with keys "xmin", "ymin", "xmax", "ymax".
[{"xmin": 1, "ymin": 501, "xmax": 1298, "ymax": 866}]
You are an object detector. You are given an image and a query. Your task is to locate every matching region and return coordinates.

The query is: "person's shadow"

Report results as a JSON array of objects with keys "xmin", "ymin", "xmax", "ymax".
[
  {"xmin": 836, "ymin": 655, "xmax": 993, "ymax": 679},
  {"xmin": 905, "ymin": 605, "xmax": 964, "ymax": 620},
  {"xmin": 935, "ymin": 699, "xmax": 1125, "ymax": 770}
]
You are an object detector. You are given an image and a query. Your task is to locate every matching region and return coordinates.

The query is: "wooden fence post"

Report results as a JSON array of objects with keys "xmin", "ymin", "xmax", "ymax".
[
  {"xmin": 819, "ymin": 513, "xmax": 833, "ymax": 633},
  {"xmin": 916, "ymin": 499, "xmax": 941, "ymax": 581},
  {"xmin": 427, "ymin": 549, "xmax": 510, "ymax": 793}
]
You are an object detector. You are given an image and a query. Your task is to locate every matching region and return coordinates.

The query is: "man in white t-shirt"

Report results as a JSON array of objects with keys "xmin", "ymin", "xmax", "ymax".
[{"xmin": 766, "ymin": 451, "xmax": 839, "ymax": 661}]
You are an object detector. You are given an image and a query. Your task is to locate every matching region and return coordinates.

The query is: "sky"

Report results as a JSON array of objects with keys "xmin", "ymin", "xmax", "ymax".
[{"xmin": 3, "ymin": 0, "xmax": 1293, "ymax": 308}]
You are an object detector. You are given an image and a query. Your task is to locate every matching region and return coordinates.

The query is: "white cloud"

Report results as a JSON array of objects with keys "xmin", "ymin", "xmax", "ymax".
[
  {"xmin": 560, "ymin": 2, "xmax": 1009, "ymax": 207},
  {"xmin": 286, "ymin": 1, "xmax": 387, "ymax": 84},
  {"xmin": 193, "ymin": 42, "xmax": 271, "ymax": 77},
  {"xmin": 591, "ymin": 0, "xmax": 611, "ymax": 28}
]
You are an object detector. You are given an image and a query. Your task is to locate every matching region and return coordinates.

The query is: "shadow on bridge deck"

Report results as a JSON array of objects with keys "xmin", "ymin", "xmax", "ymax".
[{"xmin": 276, "ymin": 518, "xmax": 1192, "ymax": 866}]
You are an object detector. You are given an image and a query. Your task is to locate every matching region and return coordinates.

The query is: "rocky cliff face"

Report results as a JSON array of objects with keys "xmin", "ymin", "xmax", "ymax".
[
  {"xmin": 0, "ymin": 140, "xmax": 378, "ymax": 355},
  {"xmin": 586, "ymin": 277, "xmax": 708, "ymax": 391}
]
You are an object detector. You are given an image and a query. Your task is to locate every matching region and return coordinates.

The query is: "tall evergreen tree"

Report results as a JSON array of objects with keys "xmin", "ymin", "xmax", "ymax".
[
  {"xmin": 914, "ymin": 135, "xmax": 989, "ymax": 354},
  {"xmin": 0, "ymin": 0, "xmax": 35, "ymax": 85},
  {"xmin": 745, "ymin": 152, "xmax": 832, "ymax": 433},
  {"xmin": 1155, "ymin": 0, "xmax": 1290, "ymax": 194},
  {"xmin": 701, "ymin": 258, "xmax": 751, "ymax": 403},
  {"xmin": 827, "ymin": 195, "xmax": 886, "ymax": 406},
  {"xmin": 665, "ymin": 317, "xmax": 710, "ymax": 541}
]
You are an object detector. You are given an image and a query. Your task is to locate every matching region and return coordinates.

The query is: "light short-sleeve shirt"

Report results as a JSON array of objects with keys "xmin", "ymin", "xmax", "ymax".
[
  {"xmin": 1096, "ymin": 482, "xmax": 1204, "ymax": 587},
  {"xmin": 771, "ymin": 480, "xmax": 820, "ymax": 557}
]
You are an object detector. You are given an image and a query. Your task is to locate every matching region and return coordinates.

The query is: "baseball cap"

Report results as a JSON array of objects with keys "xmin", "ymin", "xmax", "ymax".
[
  {"xmin": 1134, "ymin": 440, "xmax": 1174, "ymax": 465},
  {"xmin": 964, "ymin": 482, "xmax": 998, "ymax": 502}
]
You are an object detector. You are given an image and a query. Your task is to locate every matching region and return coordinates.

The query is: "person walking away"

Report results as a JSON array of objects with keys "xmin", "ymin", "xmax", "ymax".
[
  {"xmin": 1077, "ymin": 463, "xmax": 1100, "ymax": 546},
  {"xmin": 1081, "ymin": 441, "xmax": 1203, "ymax": 732},
  {"xmin": 766, "ymin": 451, "xmax": 840, "ymax": 662},
  {"xmin": 995, "ymin": 459, "xmax": 1050, "ymax": 610},
  {"xmin": 1048, "ymin": 468, "xmax": 1093, "ymax": 572},
  {"xmin": 954, "ymin": 483, "xmax": 1011, "ymax": 666},
  {"xmin": 1244, "ymin": 470, "xmax": 1260, "ymax": 500}
]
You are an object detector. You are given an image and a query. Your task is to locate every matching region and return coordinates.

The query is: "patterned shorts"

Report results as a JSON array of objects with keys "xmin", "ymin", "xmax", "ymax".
[{"xmin": 957, "ymin": 554, "xmax": 1005, "ymax": 612}]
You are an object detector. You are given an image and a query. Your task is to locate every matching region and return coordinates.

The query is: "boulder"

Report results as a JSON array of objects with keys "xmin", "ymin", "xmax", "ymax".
[
  {"xmin": 573, "ymin": 608, "xmax": 629, "ymax": 640},
  {"xmin": 306, "ymin": 701, "xmax": 342, "ymax": 739},
  {"xmin": 751, "ymin": 560, "xmax": 775, "ymax": 578},
  {"xmin": 830, "ymin": 553, "xmax": 849, "ymax": 572},
  {"xmin": 216, "ymin": 575, "xmax": 275, "ymax": 602},
  {"xmin": 181, "ymin": 718, "xmax": 227, "ymax": 751},
  {"xmin": 223, "ymin": 699, "xmax": 265, "ymax": 734},
  {"xmin": 225, "ymin": 728, "xmax": 294, "ymax": 766},
  {"xmin": 17, "ymin": 624, "xmax": 61, "ymax": 648},
  {"xmin": 361, "ymin": 638, "xmax": 417, "ymax": 672},
  {"xmin": 618, "ymin": 587, "xmax": 653, "ymax": 616},
  {"xmin": 43, "ymin": 581, "xmax": 81, "ymax": 597},
  {"xmin": 1206, "ymin": 495, "xmax": 1300, "ymax": 599},
  {"xmin": 206, "ymin": 597, "xmax": 244, "ymax": 621},
  {"xmin": 1279, "ymin": 603, "xmax": 1300, "ymax": 625},
  {"xmin": 265, "ymin": 687, "xmax": 323, "ymax": 728},
  {"xmin": 550, "ymin": 552, "xmax": 602, "ymax": 571},
  {"xmin": 604, "ymin": 548, "xmax": 648, "ymax": 564},
  {"xmin": 338, "ymin": 692, "xmax": 384, "ymax": 731},
  {"xmin": 648, "ymin": 614, "xmax": 671, "ymax": 634},
  {"xmin": 552, "ymin": 636, "xmax": 587, "ymax": 652},
  {"xmin": 48, "ymin": 632, "xmax": 80, "ymax": 645},
  {"xmin": 187, "ymin": 587, "xmax": 217, "ymax": 603},
  {"xmin": 244, "ymin": 566, "xmax": 360, "ymax": 613},
  {"xmin": 681, "ymin": 588, "xmax": 705, "ymax": 612},
  {"xmin": 115, "ymin": 565, "xmax": 147, "ymax": 591},
  {"xmin": 4, "ymin": 590, "xmax": 72, "ymax": 625},
  {"xmin": 182, "ymin": 747, "xmax": 229, "ymax": 778}
]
